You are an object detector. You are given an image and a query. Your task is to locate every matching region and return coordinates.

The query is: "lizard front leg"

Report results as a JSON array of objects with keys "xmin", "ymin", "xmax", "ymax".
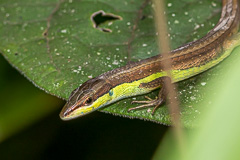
[{"xmin": 128, "ymin": 77, "xmax": 170, "ymax": 115}]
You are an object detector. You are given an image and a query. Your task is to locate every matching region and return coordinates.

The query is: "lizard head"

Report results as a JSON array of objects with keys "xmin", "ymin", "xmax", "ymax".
[{"xmin": 60, "ymin": 77, "xmax": 112, "ymax": 120}]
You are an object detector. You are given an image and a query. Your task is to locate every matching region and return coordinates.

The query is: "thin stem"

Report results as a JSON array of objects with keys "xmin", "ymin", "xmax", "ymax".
[{"xmin": 152, "ymin": 0, "xmax": 186, "ymax": 157}]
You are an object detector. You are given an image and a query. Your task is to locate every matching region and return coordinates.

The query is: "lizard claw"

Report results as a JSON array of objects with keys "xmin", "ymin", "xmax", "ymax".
[{"xmin": 128, "ymin": 96, "xmax": 165, "ymax": 115}]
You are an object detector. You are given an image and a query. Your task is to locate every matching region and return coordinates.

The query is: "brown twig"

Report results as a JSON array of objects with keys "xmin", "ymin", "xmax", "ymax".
[{"xmin": 152, "ymin": 0, "xmax": 186, "ymax": 157}]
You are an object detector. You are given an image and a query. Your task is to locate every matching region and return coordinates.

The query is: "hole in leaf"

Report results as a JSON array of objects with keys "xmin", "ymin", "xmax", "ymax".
[
  {"xmin": 141, "ymin": 15, "xmax": 146, "ymax": 20},
  {"xmin": 91, "ymin": 10, "xmax": 122, "ymax": 32}
]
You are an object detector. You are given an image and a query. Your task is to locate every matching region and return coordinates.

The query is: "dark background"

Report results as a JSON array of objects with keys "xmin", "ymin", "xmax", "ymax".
[{"xmin": 0, "ymin": 55, "xmax": 168, "ymax": 160}]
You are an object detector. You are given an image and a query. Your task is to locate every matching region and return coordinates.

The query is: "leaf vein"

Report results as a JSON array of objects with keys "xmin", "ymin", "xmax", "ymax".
[
  {"xmin": 126, "ymin": 0, "xmax": 151, "ymax": 62},
  {"xmin": 43, "ymin": 0, "xmax": 65, "ymax": 73}
]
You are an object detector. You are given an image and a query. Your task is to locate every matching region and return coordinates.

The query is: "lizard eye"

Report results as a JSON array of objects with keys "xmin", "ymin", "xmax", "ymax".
[{"xmin": 85, "ymin": 97, "xmax": 93, "ymax": 105}]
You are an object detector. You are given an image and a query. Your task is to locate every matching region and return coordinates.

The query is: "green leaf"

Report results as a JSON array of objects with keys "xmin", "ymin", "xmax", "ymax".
[{"xmin": 0, "ymin": 0, "xmax": 228, "ymax": 126}]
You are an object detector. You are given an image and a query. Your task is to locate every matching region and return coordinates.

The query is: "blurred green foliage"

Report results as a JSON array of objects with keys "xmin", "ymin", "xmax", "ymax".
[{"xmin": 0, "ymin": 55, "xmax": 64, "ymax": 142}]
